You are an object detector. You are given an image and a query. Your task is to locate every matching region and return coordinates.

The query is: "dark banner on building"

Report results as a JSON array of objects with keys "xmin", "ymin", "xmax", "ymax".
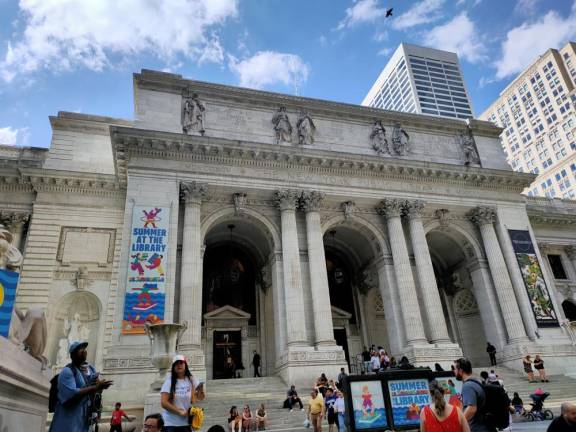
[{"xmin": 508, "ymin": 229, "xmax": 558, "ymax": 327}]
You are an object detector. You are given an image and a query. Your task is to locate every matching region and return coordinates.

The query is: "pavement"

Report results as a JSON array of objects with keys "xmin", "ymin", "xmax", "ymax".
[{"xmin": 509, "ymin": 419, "xmax": 551, "ymax": 431}]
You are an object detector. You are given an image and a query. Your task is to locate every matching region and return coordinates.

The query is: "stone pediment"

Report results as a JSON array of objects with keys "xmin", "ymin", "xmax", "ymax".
[
  {"xmin": 331, "ymin": 306, "xmax": 352, "ymax": 320},
  {"xmin": 203, "ymin": 305, "xmax": 251, "ymax": 320}
]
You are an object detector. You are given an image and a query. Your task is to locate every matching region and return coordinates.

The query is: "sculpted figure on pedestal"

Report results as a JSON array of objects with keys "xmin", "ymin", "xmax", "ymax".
[
  {"xmin": 460, "ymin": 125, "xmax": 480, "ymax": 165},
  {"xmin": 391, "ymin": 122, "xmax": 410, "ymax": 156},
  {"xmin": 182, "ymin": 93, "xmax": 206, "ymax": 135},
  {"xmin": 370, "ymin": 120, "xmax": 388, "ymax": 155},
  {"xmin": 296, "ymin": 110, "xmax": 316, "ymax": 145},
  {"xmin": 0, "ymin": 224, "xmax": 22, "ymax": 269},
  {"xmin": 272, "ymin": 106, "xmax": 292, "ymax": 144}
]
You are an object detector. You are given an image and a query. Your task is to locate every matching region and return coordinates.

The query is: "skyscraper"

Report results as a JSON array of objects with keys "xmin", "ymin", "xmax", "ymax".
[
  {"xmin": 362, "ymin": 43, "xmax": 474, "ymax": 120},
  {"xmin": 480, "ymin": 42, "xmax": 576, "ymax": 199}
]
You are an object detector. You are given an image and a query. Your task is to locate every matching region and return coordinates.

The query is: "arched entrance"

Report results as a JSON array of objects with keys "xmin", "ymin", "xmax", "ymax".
[
  {"xmin": 201, "ymin": 213, "xmax": 275, "ymax": 379},
  {"xmin": 426, "ymin": 227, "xmax": 489, "ymax": 366}
]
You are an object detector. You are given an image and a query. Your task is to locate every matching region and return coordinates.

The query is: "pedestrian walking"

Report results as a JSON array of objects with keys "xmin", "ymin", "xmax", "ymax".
[
  {"xmin": 307, "ymin": 389, "xmax": 325, "ymax": 432},
  {"xmin": 361, "ymin": 347, "xmax": 371, "ymax": 374},
  {"xmin": 453, "ymin": 358, "xmax": 493, "ymax": 432},
  {"xmin": 252, "ymin": 350, "xmax": 262, "ymax": 377},
  {"xmin": 160, "ymin": 354, "xmax": 205, "ymax": 431},
  {"xmin": 420, "ymin": 380, "xmax": 470, "ymax": 432},
  {"xmin": 49, "ymin": 341, "xmax": 113, "ymax": 432},
  {"xmin": 334, "ymin": 390, "xmax": 346, "ymax": 432},
  {"xmin": 337, "ymin": 368, "xmax": 347, "ymax": 389},
  {"xmin": 486, "ymin": 343, "xmax": 497, "ymax": 366},
  {"xmin": 523, "ymin": 355, "xmax": 536, "ymax": 383},
  {"xmin": 370, "ymin": 352, "xmax": 380, "ymax": 374},
  {"xmin": 324, "ymin": 388, "xmax": 338, "ymax": 432},
  {"xmin": 110, "ymin": 402, "xmax": 134, "ymax": 432},
  {"xmin": 533, "ymin": 355, "xmax": 549, "ymax": 382}
]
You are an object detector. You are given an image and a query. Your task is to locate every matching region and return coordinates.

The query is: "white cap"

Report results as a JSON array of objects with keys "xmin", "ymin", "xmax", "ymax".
[{"xmin": 172, "ymin": 354, "xmax": 187, "ymax": 365}]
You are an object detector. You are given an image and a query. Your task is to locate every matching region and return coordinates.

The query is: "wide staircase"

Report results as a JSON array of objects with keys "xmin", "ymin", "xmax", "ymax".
[{"xmin": 196, "ymin": 376, "xmax": 308, "ymax": 431}]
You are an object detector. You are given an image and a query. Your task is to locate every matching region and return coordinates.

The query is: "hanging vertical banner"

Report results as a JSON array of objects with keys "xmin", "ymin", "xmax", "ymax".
[
  {"xmin": 122, "ymin": 206, "xmax": 169, "ymax": 334},
  {"xmin": 0, "ymin": 269, "xmax": 19, "ymax": 338},
  {"xmin": 508, "ymin": 229, "xmax": 558, "ymax": 327}
]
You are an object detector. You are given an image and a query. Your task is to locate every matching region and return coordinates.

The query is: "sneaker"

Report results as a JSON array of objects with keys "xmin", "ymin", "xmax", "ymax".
[
  {"xmin": 301, "ymin": 408, "xmax": 305, "ymax": 412},
  {"xmin": 290, "ymin": 409, "xmax": 293, "ymax": 412}
]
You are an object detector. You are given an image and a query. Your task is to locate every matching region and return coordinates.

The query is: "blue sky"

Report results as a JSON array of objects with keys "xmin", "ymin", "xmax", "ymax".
[{"xmin": 1, "ymin": 0, "xmax": 576, "ymax": 148}]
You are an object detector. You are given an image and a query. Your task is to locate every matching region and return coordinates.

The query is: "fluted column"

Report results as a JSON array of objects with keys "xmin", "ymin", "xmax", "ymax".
[
  {"xmin": 300, "ymin": 191, "xmax": 335, "ymax": 346},
  {"xmin": 405, "ymin": 200, "xmax": 451, "ymax": 344},
  {"xmin": 376, "ymin": 199, "xmax": 427, "ymax": 345},
  {"xmin": 179, "ymin": 181, "xmax": 208, "ymax": 353},
  {"xmin": 274, "ymin": 190, "xmax": 307, "ymax": 346},
  {"xmin": 470, "ymin": 207, "xmax": 528, "ymax": 343}
]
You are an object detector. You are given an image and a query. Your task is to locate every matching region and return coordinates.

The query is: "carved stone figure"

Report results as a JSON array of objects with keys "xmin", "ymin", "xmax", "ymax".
[
  {"xmin": 9, "ymin": 308, "xmax": 48, "ymax": 367},
  {"xmin": 296, "ymin": 110, "xmax": 316, "ymax": 145},
  {"xmin": 271, "ymin": 106, "xmax": 292, "ymax": 144},
  {"xmin": 0, "ymin": 223, "xmax": 23, "ymax": 269},
  {"xmin": 72, "ymin": 266, "xmax": 90, "ymax": 290},
  {"xmin": 370, "ymin": 120, "xmax": 388, "ymax": 155},
  {"xmin": 182, "ymin": 93, "xmax": 206, "ymax": 135},
  {"xmin": 460, "ymin": 126, "xmax": 480, "ymax": 165},
  {"xmin": 64, "ymin": 312, "xmax": 90, "ymax": 344},
  {"xmin": 391, "ymin": 122, "xmax": 410, "ymax": 156},
  {"xmin": 56, "ymin": 338, "xmax": 69, "ymax": 367}
]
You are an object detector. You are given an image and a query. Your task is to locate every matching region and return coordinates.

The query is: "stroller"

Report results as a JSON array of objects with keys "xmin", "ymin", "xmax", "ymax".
[{"xmin": 525, "ymin": 391, "xmax": 554, "ymax": 421}]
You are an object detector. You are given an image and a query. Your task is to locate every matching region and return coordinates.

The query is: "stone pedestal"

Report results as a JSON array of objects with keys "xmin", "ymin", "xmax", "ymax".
[
  {"xmin": 0, "ymin": 336, "xmax": 50, "ymax": 432},
  {"xmin": 403, "ymin": 343, "xmax": 463, "ymax": 371},
  {"xmin": 276, "ymin": 346, "xmax": 347, "ymax": 387}
]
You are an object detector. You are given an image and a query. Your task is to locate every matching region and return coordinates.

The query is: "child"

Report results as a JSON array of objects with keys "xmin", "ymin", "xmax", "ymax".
[{"xmin": 110, "ymin": 402, "xmax": 133, "ymax": 432}]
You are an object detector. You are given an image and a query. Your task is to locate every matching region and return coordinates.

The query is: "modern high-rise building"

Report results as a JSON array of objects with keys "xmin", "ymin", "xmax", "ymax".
[
  {"xmin": 362, "ymin": 43, "xmax": 474, "ymax": 120},
  {"xmin": 480, "ymin": 42, "xmax": 576, "ymax": 200}
]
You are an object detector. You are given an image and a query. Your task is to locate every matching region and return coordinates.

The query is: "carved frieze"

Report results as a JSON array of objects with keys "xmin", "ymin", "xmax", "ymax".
[
  {"xmin": 391, "ymin": 122, "xmax": 410, "ymax": 156},
  {"xmin": 296, "ymin": 110, "xmax": 316, "ymax": 145},
  {"xmin": 370, "ymin": 120, "xmax": 388, "ymax": 155},
  {"xmin": 182, "ymin": 93, "xmax": 206, "ymax": 136},
  {"xmin": 271, "ymin": 107, "xmax": 292, "ymax": 144}
]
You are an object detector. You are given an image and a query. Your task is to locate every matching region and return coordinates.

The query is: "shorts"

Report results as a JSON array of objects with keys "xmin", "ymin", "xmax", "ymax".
[
  {"xmin": 110, "ymin": 425, "xmax": 122, "ymax": 432},
  {"xmin": 327, "ymin": 410, "xmax": 337, "ymax": 425}
]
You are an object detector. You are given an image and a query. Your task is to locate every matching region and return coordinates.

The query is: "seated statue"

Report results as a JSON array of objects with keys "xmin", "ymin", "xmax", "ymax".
[{"xmin": 9, "ymin": 307, "xmax": 48, "ymax": 368}]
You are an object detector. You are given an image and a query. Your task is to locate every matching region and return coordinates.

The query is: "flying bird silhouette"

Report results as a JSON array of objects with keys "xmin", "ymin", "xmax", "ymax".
[{"xmin": 386, "ymin": 8, "xmax": 393, "ymax": 17}]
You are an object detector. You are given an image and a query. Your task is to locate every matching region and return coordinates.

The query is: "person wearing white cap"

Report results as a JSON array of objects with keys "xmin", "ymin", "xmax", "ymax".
[
  {"xmin": 160, "ymin": 354, "xmax": 205, "ymax": 431},
  {"xmin": 49, "ymin": 341, "xmax": 113, "ymax": 432}
]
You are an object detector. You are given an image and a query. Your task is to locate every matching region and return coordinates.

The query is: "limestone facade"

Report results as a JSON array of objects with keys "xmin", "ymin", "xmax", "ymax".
[{"xmin": 2, "ymin": 70, "xmax": 576, "ymax": 408}]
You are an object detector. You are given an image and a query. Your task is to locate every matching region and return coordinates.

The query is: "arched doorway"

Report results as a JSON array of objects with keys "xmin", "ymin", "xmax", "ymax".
[
  {"xmin": 427, "ymin": 228, "xmax": 489, "ymax": 366},
  {"xmin": 201, "ymin": 215, "xmax": 274, "ymax": 379}
]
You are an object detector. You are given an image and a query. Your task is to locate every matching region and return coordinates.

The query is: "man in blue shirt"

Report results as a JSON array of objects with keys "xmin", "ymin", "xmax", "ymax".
[{"xmin": 49, "ymin": 341, "xmax": 113, "ymax": 432}]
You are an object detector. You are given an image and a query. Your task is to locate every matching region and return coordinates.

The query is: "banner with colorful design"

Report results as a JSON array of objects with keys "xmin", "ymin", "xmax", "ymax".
[
  {"xmin": 509, "ymin": 229, "xmax": 558, "ymax": 327},
  {"xmin": 122, "ymin": 206, "xmax": 169, "ymax": 334},
  {"xmin": 0, "ymin": 269, "xmax": 19, "ymax": 337}
]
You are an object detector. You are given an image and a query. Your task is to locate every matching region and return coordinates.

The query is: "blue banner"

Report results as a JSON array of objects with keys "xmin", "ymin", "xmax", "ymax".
[{"xmin": 0, "ymin": 269, "xmax": 19, "ymax": 337}]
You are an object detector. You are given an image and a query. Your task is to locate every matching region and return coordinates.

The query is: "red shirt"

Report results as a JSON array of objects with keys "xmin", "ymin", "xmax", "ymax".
[{"xmin": 111, "ymin": 410, "xmax": 125, "ymax": 425}]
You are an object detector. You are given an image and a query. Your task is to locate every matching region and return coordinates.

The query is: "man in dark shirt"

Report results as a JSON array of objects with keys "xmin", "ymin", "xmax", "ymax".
[
  {"xmin": 486, "ymin": 342, "xmax": 497, "ymax": 366},
  {"xmin": 454, "ymin": 357, "xmax": 494, "ymax": 432},
  {"xmin": 287, "ymin": 385, "xmax": 304, "ymax": 411},
  {"xmin": 548, "ymin": 402, "xmax": 576, "ymax": 432},
  {"xmin": 252, "ymin": 350, "xmax": 261, "ymax": 377},
  {"xmin": 361, "ymin": 348, "xmax": 371, "ymax": 374}
]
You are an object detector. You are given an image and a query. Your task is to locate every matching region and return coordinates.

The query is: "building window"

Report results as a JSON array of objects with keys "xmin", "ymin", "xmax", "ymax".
[{"xmin": 547, "ymin": 255, "xmax": 568, "ymax": 280}]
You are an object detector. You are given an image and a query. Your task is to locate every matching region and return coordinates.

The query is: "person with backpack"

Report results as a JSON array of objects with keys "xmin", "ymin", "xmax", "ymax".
[
  {"xmin": 454, "ymin": 357, "xmax": 509, "ymax": 432},
  {"xmin": 49, "ymin": 341, "xmax": 113, "ymax": 432}
]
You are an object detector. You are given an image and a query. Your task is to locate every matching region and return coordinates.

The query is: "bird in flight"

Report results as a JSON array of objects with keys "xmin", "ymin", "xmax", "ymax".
[{"xmin": 386, "ymin": 8, "xmax": 393, "ymax": 17}]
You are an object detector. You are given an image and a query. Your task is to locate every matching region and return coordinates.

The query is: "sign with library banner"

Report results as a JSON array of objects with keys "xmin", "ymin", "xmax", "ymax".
[
  {"xmin": 349, "ymin": 380, "xmax": 389, "ymax": 430},
  {"xmin": 387, "ymin": 378, "xmax": 431, "ymax": 427},
  {"xmin": 509, "ymin": 229, "xmax": 558, "ymax": 327}
]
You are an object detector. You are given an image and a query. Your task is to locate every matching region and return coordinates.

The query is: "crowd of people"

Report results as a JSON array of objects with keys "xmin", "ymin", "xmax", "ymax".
[{"xmin": 47, "ymin": 338, "xmax": 575, "ymax": 432}]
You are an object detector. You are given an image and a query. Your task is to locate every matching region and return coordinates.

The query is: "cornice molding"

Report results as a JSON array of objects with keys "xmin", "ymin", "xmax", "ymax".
[{"xmin": 110, "ymin": 126, "xmax": 533, "ymax": 193}]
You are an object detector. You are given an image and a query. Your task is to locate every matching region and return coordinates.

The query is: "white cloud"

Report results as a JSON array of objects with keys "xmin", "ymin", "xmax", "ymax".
[
  {"xmin": 197, "ymin": 34, "xmax": 225, "ymax": 65},
  {"xmin": 0, "ymin": 0, "xmax": 238, "ymax": 82},
  {"xmin": 423, "ymin": 13, "xmax": 487, "ymax": 64},
  {"xmin": 229, "ymin": 51, "xmax": 309, "ymax": 90},
  {"xmin": 0, "ymin": 126, "xmax": 29, "ymax": 146},
  {"xmin": 337, "ymin": 0, "xmax": 388, "ymax": 30},
  {"xmin": 378, "ymin": 47, "xmax": 392, "ymax": 57},
  {"xmin": 494, "ymin": 6, "xmax": 576, "ymax": 79},
  {"xmin": 392, "ymin": 0, "xmax": 445, "ymax": 30},
  {"xmin": 373, "ymin": 31, "xmax": 388, "ymax": 43},
  {"xmin": 514, "ymin": 0, "xmax": 539, "ymax": 15}
]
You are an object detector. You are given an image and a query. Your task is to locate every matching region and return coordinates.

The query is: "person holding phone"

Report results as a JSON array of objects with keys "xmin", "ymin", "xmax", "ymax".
[{"xmin": 160, "ymin": 355, "xmax": 205, "ymax": 431}]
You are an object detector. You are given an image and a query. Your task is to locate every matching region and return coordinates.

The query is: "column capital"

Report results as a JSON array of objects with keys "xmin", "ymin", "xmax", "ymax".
[
  {"xmin": 299, "ymin": 190, "xmax": 325, "ymax": 212},
  {"xmin": 565, "ymin": 245, "xmax": 576, "ymax": 260},
  {"xmin": 404, "ymin": 200, "xmax": 426, "ymax": 219},
  {"xmin": 180, "ymin": 181, "xmax": 208, "ymax": 204},
  {"xmin": 0, "ymin": 211, "xmax": 29, "ymax": 232},
  {"xmin": 376, "ymin": 198, "xmax": 405, "ymax": 218},
  {"xmin": 273, "ymin": 189, "xmax": 300, "ymax": 211},
  {"xmin": 469, "ymin": 206, "xmax": 496, "ymax": 226},
  {"xmin": 538, "ymin": 242, "xmax": 551, "ymax": 254}
]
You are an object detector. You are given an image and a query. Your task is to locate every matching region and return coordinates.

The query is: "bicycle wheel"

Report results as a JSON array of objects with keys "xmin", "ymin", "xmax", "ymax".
[
  {"xmin": 544, "ymin": 410, "xmax": 554, "ymax": 420},
  {"xmin": 526, "ymin": 413, "xmax": 535, "ymax": 422}
]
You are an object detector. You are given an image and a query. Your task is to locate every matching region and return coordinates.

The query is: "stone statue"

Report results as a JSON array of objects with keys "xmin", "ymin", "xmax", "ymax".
[
  {"xmin": 296, "ymin": 110, "xmax": 316, "ymax": 145},
  {"xmin": 56, "ymin": 338, "xmax": 69, "ymax": 367},
  {"xmin": 64, "ymin": 313, "xmax": 90, "ymax": 344},
  {"xmin": 73, "ymin": 266, "xmax": 90, "ymax": 290},
  {"xmin": 391, "ymin": 122, "xmax": 410, "ymax": 156},
  {"xmin": 370, "ymin": 119, "xmax": 388, "ymax": 155},
  {"xmin": 0, "ymin": 224, "xmax": 23, "ymax": 269},
  {"xmin": 9, "ymin": 308, "xmax": 48, "ymax": 367},
  {"xmin": 182, "ymin": 93, "xmax": 206, "ymax": 135},
  {"xmin": 272, "ymin": 106, "xmax": 292, "ymax": 144},
  {"xmin": 460, "ymin": 126, "xmax": 480, "ymax": 165}
]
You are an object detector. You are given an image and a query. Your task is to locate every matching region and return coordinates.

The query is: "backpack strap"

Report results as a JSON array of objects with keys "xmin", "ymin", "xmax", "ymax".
[{"xmin": 465, "ymin": 378, "xmax": 486, "ymax": 411}]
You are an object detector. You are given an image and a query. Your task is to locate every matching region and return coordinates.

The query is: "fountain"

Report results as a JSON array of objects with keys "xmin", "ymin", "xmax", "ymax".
[{"xmin": 145, "ymin": 322, "xmax": 186, "ymax": 391}]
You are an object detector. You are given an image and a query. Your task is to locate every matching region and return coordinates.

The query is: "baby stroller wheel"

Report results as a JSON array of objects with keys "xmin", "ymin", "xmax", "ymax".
[
  {"xmin": 526, "ymin": 413, "xmax": 535, "ymax": 422},
  {"xmin": 544, "ymin": 410, "xmax": 554, "ymax": 420}
]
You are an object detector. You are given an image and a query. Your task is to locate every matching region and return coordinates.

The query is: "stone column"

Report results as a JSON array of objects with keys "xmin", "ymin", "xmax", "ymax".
[
  {"xmin": 179, "ymin": 181, "xmax": 208, "ymax": 354},
  {"xmin": 376, "ymin": 199, "xmax": 427, "ymax": 345},
  {"xmin": 470, "ymin": 207, "xmax": 528, "ymax": 343},
  {"xmin": 273, "ymin": 190, "xmax": 307, "ymax": 346},
  {"xmin": 1, "ymin": 212, "xmax": 29, "ymax": 252},
  {"xmin": 405, "ymin": 200, "xmax": 451, "ymax": 344},
  {"xmin": 300, "ymin": 191, "xmax": 335, "ymax": 346},
  {"xmin": 566, "ymin": 246, "xmax": 576, "ymax": 280}
]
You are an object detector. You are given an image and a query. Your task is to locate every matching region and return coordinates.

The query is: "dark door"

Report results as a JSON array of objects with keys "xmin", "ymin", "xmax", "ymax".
[
  {"xmin": 334, "ymin": 328, "xmax": 350, "ymax": 368},
  {"xmin": 213, "ymin": 331, "xmax": 242, "ymax": 379}
]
